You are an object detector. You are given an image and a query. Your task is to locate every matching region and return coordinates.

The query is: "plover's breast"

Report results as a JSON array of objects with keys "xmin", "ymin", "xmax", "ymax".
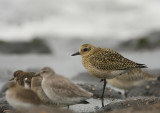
[{"xmin": 82, "ymin": 57, "xmax": 125, "ymax": 79}]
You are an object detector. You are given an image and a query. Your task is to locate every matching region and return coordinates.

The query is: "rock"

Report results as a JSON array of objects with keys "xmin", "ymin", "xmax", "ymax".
[
  {"xmin": 0, "ymin": 38, "xmax": 52, "ymax": 54},
  {"xmin": 104, "ymin": 103, "xmax": 160, "ymax": 113},
  {"xmin": 0, "ymin": 97, "xmax": 7, "ymax": 105},
  {"xmin": 79, "ymin": 84, "xmax": 124, "ymax": 99},
  {"xmin": 118, "ymin": 31, "xmax": 160, "ymax": 51},
  {"xmin": 126, "ymin": 80, "xmax": 160, "ymax": 97},
  {"xmin": 97, "ymin": 96, "xmax": 160, "ymax": 112},
  {"xmin": 0, "ymin": 104, "xmax": 12, "ymax": 113},
  {"xmin": 0, "ymin": 98, "xmax": 12, "ymax": 113}
]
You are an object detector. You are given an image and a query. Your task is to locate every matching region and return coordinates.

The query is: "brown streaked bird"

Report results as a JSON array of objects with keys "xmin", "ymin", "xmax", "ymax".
[
  {"xmin": 10, "ymin": 70, "xmax": 25, "ymax": 86},
  {"xmin": 6, "ymin": 82, "xmax": 42, "ymax": 110},
  {"xmin": 31, "ymin": 76, "xmax": 57, "ymax": 107},
  {"xmin": 71, "ymin": 44, "xmax": 147, "ymax": 107},
  {"xmin": 10, "ymin": 70, "xmax": 35, "ymax": 88},
  {"xmin": 107, "ymin": 68, "xmax": 157, "ymax": 90},
  {"xmin": 33, "ymin": 67, "xmax": 93, "ymax": 108}
]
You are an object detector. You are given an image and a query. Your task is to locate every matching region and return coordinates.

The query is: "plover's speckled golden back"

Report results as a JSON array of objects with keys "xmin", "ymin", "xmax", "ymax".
[
  {"xmin": 6, "ymin": 82, "xmax": 42, "ymax": 110},
  {"xmin": 72, "ymin": 44, "xmax": 147, "ymax": 107},
  {"xmin": 33, "ymin": 67, "xmax": 93, "ymax": 108}
]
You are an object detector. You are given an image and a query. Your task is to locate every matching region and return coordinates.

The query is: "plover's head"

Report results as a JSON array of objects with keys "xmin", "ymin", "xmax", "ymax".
[
  {"xmin": 71, "ymin": 44, "xmax": 95, "ymax": 57},
  {"xmin": 33, "ymin": 67, "xmax": 55, "ymax": 78}
]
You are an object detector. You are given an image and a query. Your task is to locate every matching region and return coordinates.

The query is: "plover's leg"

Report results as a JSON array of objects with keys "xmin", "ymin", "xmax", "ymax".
[{"xmin": 101, "ymin": 78, "xmax": 107, "ymax": 107}]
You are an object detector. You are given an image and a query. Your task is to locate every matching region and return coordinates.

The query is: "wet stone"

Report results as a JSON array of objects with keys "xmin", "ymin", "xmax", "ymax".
[
  {"xmin": 0, "ymin": 103, "xmax": 12, "ymax": 113},
  {"xmin": 126, "ymin": 80, "xmax": 160, "ymax": 97},
  {"xmin": 0, "ymin": 94, "xmax": 12, "ymax": 113},
  {"xmin": 97, "ymin": 96, "xmax": 160, "ymax": 112}
]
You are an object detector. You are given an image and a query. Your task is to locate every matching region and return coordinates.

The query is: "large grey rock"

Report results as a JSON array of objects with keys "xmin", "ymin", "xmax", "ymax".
[
  {"xmin": 118, "ymin": 31, "xmax": 160, "ymax": 51},
  {"xmin": 0, "ymin": 38, "xmax": 52, "ymax": 54},
  {"xmin": 97, "ymin": 96, "xmax": 160, "ymax": 113},
  {"xmin": 126, "ymin": 80, "xmax": 160, "ymax": 97}
]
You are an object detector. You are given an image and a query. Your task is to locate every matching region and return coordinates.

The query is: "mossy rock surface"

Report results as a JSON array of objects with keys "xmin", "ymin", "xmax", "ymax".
[
  {"xmin": 119, "ymin": 31, "xmax": 160, "ymax": 51},
  {"xmin": 98, "ymin": 97, "xmax": 160, "ymax": 113},
  {"xmin": 0, "ymin": 38, "xmax": 52, "ymax": 54},
  {"xmin": 126, "ymin": 80, "xmax": 160, "ymax": 97}
]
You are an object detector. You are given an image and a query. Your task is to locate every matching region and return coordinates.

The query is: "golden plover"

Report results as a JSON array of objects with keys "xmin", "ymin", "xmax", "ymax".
[
  {"xmin": 6, "ymin": 82, "xmax": 42, "ymax": 110},
  {"xmin": 33, "ymin": 67, "xmax": 93, "ymax": 108},
  {"xmin": 71, "ymin": 44, "xmax": 147, "ymax": 107},
  {"xmin": 107, "ymin": 68, "xmax": 157, "ymax": 90}
]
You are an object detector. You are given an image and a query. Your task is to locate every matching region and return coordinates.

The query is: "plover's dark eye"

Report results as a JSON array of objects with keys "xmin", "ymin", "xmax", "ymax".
[
  {"xmin": 83, "ymin": 48, "xmax": 88, "ymax": 52},
  {"xmin": 43, "ymin": 71, "xmax": 46, "ymax": 73}
]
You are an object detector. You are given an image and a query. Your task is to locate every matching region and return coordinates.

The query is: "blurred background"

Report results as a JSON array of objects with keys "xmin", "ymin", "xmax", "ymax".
[{"xmin": 0, "ymin": 0, "xmax": 160, "ymax": 88}]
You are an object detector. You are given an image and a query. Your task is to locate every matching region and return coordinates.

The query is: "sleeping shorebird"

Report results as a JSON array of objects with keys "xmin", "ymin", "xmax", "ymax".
[
  {"xmin": 6, "ymin": 82, "xmax": 42, "ymax": 111},
  {"xmin": 71, "ymin": 44, "xmax": 147, "ymax": 107},
  {"xmin": 107, "ymin": 68, "xmax": 157, "ymax": 90},
  {"xmin": 10, "ymin": 70, "xmax": 25, "ymax": 86},
  {"xmin": 10, "ymin": 70, "xmax": 35, "ymax": 88},
  {"xmin": 10, "ymin": 70, "xmax": 57, "ymax": 107},
  {"xmin": 33, "ymin": 67, "xmax": 93, "ymax": 108}
]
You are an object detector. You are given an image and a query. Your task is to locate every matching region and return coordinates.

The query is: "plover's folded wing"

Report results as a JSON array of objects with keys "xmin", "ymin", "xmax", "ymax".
[{"xmin": 90, "ymin": 49, "xmax": 147, "ymax": 70}]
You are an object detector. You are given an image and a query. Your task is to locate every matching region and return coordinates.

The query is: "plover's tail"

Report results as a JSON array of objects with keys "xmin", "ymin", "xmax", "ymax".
[{"xmin": 136, "ymin": 63, "xmax": 148, "ymax": 68}]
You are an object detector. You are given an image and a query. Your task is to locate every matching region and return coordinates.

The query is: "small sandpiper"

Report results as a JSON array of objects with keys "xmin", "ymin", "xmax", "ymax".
[
  {"xmin": 71, "ymin": 44, "xmax": 147, "ymax": 107},
  {"xmin": 33, "ymin": 67, "xmax": 93, "ymax": 108},
  {"xmin": 31, "ymin": 76, "xmax": 57, "ymax": 107},
  {"xmin": 6, "ymin": 81, "xmax": 42, "ymax": 110}
]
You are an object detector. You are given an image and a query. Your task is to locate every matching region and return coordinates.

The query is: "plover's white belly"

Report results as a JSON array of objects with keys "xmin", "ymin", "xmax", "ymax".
[{"xmin": 86, "ymin": 64, "xmax": 126, "ymax": 79}]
